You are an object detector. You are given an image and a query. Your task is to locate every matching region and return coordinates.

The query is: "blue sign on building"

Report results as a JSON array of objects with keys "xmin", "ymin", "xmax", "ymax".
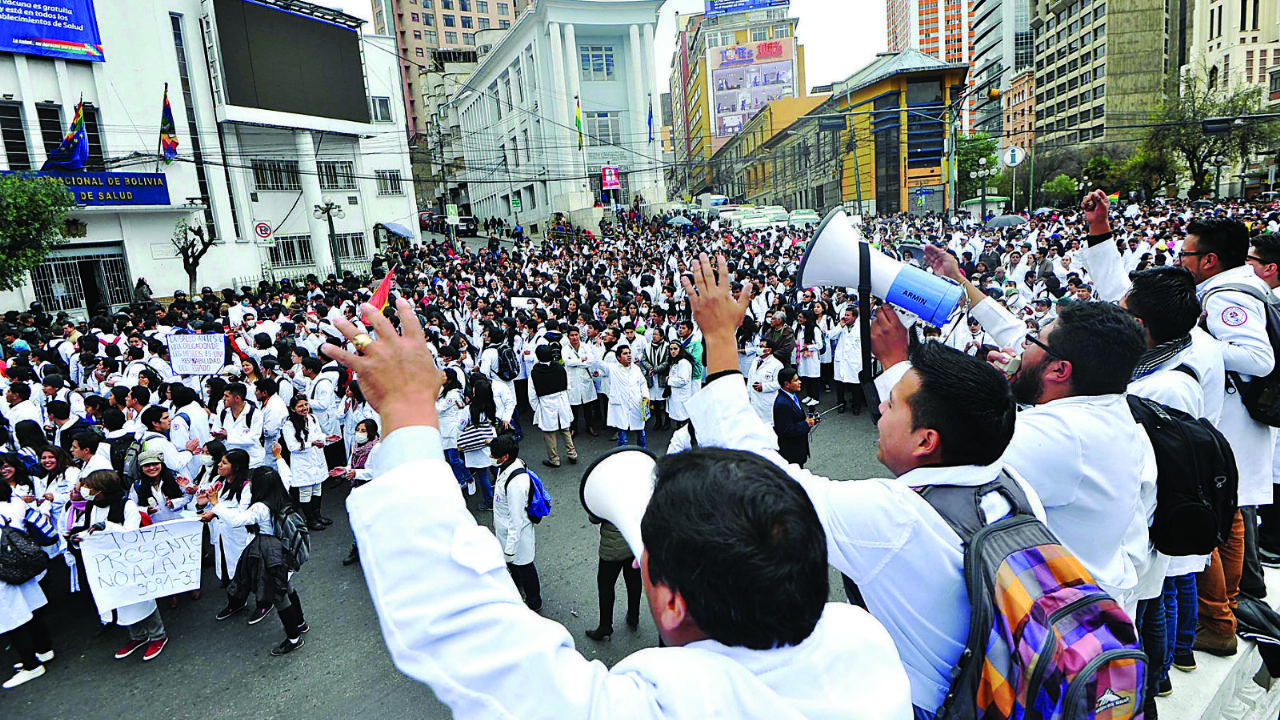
[
  {"xmin": 3, "ymin": 171, "xmax": 171, "ymax": 206},
  {"xmin": 0, "ymin": 0, "xmax": 104, "ymax": 62},
  {"xmin": 704, "ymin": 0, "xmax": 788, "ymax": 18}
]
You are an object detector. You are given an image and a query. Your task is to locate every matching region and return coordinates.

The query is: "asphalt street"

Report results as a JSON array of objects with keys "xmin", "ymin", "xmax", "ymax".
[{"xmin": 4, "ymin": 395, "xmax": 886, "ymax": 720}]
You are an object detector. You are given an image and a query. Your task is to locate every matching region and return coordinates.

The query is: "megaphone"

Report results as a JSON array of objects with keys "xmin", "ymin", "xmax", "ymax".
[
  {"xmin": 798, "ymin": 208, "xmax": 962, "ymax": 327},
  {"xmin": 579, "ymin": 446, "xmax": 658, "ymax": 561}
]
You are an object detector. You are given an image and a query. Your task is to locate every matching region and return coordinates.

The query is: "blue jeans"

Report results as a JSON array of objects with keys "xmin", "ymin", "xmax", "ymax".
[
  {"xmin": 1135, "ymin": 596, "xmax": 1167, "ymax": 695},
  {"xmin": 444, "ymin": 449, "xmax": 470, "ymax": 487},
  {"xmin": 617, "ymin": 429, "xmax": 646, "ymax": 449},
  {"xmin": 1162, "ymin": 573, "xmax": 1197, "ymax": 667},
  {"xmin": 469, "ymin": 465, "xmax": 495, "ymax": 504}
]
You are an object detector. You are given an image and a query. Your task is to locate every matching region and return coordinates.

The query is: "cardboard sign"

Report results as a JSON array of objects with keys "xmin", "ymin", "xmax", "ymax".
[
  {"xmin": 167, "ymin": 333, "xmax": 226, "ymax": 376},
  {"xmin": 80, "ymin": 519, "xmax": 203, "ymax": 614},
  {"xmin": 510, "ymin": 297, "xmax": 543, "ymax": 310}
]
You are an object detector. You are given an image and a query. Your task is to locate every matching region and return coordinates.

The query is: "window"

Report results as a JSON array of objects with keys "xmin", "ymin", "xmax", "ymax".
[
  {"xmin": 376, "ymin": 170, "xmax": 404, "ymax": 195},
  {"xmin": 334, "ymin": 232, "xmax": 368, "ymax": 260},
  {"xmin": 498, "ymin": 2, "xmax": 509, "ymax": 14},
  {"xmin": 580, "ymin": 45, "xmax": 616, "ymax": 81},
  {"xmin": 499, "ymin": 19, "xmax": 509, "ymax": 28},
  {"xmin": 425, "ymin": 29, "xmax": 438, "ymax": 43},
  {"xmin": 463, "ymin": 32, "xmax": 475, "ymax": 45},
  {"xmin": 35, "ymin": 105, "xmax": 63, "ymax": 157},
  {"xmin": 413, "ymin": 30, "xmax": 421, "ymax": 38},
  {"xmin": 318, "ymin": 160, "xmax": 357, "ymax": 190},
  {"xmin": 371, "ymin": 96, "xmax": 393, "ymax": 122},
  {"xmin": 585, "ymin": 111, "xmax": 621, "ymax": 146},
  {"xmin": 415, "ymin": 47, "xmax": 424, "ymax": 56},
  {"xmin": 514, "ymin": 67, "xmax": 524, "ymax": 102},
  {"xmin": 268, "ymin": 235, "xmax": 314, "ymax": 268},
  {"xmin": 773, "ymin": 24, "xmax": 791, "ymax": 38},
  {"xmin": 443, "ymin": 14, "xmax": 455, "ymax": 26},
  {"xmin": 461, "ymin": 15, "xmax": 473, "ymax": 28},
  {"xmin": 0, "ymin": 104, "xmax": 30, "ymax": 171},
  {"xmin": 423, "ymin": 0, "xmax": 432, "ymax": 7},
  {"xmin": 441, "ymin": 0, "xmax": 452, "ymax": 7},
  {"xmin": 424, "ymin": 14, "xmax": 433, "ymax": 25},
  {"xmin": 460, "ymin": 0, "xmax": 471, "ymax": 10},
  {"xmin": 252, "ymin": 159, "xmax": 302, "ymax": 191},
  {"xmin": 477, "ymin": 0, "xmax": 488, "ymax": 10},
  {"xmin": 751, "ymin": 26, "xmax": 768, "ymax": 42},
  {"xmin": 479, "ymin": 16, "xmax": 490, "ymax": 29},
  {"xmin": 445, "ymin": 30, "xmax": 458, "ymax": 43}
]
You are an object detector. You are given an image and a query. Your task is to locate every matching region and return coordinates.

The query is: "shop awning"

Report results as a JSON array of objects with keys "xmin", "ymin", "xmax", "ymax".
[{"xmin": 377, "ymin": 221, "xmax": 415, "ymax": 239}]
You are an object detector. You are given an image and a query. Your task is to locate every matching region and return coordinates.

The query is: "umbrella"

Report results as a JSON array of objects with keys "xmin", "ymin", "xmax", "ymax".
[
  {"xmin": 666, "ymin": 216, "xmax": 692, "ymax": 226},
  {"xmin": 1032, "ymin": 207, "xmax": 1057, "ymax": 215},
  {"xmin": 987, "ymin": 214, "xmax": 1028, "ymax": 228}
]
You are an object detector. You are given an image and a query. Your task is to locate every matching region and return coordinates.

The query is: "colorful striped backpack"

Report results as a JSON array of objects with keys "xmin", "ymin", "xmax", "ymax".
[{"xmin": 921, "ymin": 474, "xmax": 1147, "ymax": 720}]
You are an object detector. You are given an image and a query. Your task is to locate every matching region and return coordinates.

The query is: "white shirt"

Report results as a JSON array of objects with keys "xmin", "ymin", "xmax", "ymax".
[{"xmin": 212, "ymin": 403, "xmax": 266, "ymax": 468}]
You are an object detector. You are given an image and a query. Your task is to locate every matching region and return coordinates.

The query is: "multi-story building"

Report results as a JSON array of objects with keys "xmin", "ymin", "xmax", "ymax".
[
  {"xmin": 371, "ymin": 0, "xmax": 529, "ymax": 136},
  {"xmin": 667, "ymin": 1, "xmax": 804, "ymax": 200},
  {"xmin": 708, "ymin": 95, "xmax": 827, "ymax": 204},
  {"xmin": 1004, "ymin": 68, "xmax": 1036, "ymax": 148},
  {"xmin": 0, "ymin": 0, "xmax": 418, "ymax": 318},
  {"xmin": 450, "ymin": 0, "xmax": 666, "ymax": 232},
  {"xmin": 886, "ymin": 0, "xmax": 977, "ymax": 130},
  {"xmin": 970, "ymin": 0, "xmax": 1034, "ymax": 138},
  {"xmin": 667, "ymin": 11, "xmax": 703, "ymax": 201},
  {"xmin": 1189, "ymin": 0, "xmax": 1280, "ymax": 89},
  {"xmin": 1030, "ymin": 0, "xmax": 1191, "ymax": 147}
]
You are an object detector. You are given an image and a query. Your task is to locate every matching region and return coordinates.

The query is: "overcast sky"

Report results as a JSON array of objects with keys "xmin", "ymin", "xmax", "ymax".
[{"xmin": 324, "ymin": 0, "xmax": 885, "ymax": 92}]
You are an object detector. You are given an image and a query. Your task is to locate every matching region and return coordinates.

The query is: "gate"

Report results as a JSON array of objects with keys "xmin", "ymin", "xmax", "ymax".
[{"xmin": 30, "ymin": 247, "xmax": 133, "ymax": 317}]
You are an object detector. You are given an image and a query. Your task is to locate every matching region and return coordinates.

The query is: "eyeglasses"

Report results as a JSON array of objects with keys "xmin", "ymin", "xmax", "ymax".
[
  {"xmin": 1023, "ymin": 332, "xmax": 1068, "ymax": 361},
  {"xmin": 1177, "ymin": 251, "xmax": 1210, "ymax": 260}
]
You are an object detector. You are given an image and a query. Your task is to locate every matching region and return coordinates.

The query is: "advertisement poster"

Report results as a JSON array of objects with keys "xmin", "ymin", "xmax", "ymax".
[
  {"xmin": 704, "ymin": 0, "xmax": 788, "ymax": 18},
  {"xmin": 711, "ymin": 37, "xmax": 795, "ymax": 138},
  {"xmin": 0, "ymin": 0, "xmax": 104, "ymax": 62}
]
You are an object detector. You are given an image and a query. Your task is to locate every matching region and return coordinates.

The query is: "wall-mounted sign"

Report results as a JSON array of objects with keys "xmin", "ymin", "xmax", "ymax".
[
  {"xmin": 0, "ymin": 0, "xmax": 104, "ymax": 62},
  {"xmin": 2, "ymin": 171, "xmax": 170, "ymax": 206},
  {"xmin": 757, "ymin": 40, "xmax": 784, "ymax": 59},
  {"xmin": 601, "ymin": 166, "xmax": 621, "ymax": 190},
  {"xmin": 704, "ymin": 0, "xmax": 788, "ymax": 18}
]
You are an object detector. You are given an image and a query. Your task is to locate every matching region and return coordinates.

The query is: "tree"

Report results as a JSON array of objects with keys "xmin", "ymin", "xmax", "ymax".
[
  {"xmin": 1143, "ymin": 71, "xmax": 1280, "ymax": 197},
  {"xmin": 1117, "ymin": 146, "xmax": 1181, "ymax": 200},
  {"xmin": 0, "ymin": 174, "xmax": 75, "ymax": 292},
  {"xmin": 1042, "ymin": 173, "xmax": 1079, "ymax": 207},
  {"xmin": 957, "ymin": 132, "xmax": 999, "ymax": 201},
  {"xmin": 171, "ymin": 217, "xmax": 217, "ymax": 296}
]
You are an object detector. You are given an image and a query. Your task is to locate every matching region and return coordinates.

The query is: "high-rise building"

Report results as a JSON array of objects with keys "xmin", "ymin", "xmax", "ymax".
[
  {"xmin": 970, "ymin": 0, "xmax": 1034, "ymax": 138},
  {"xmin": 1189, "ymin": 0, "xmax": 1280, "ymax": 91},
  {"xmin": 667, "ymin": 2, "xmax": 804, "ymax": 200},
  {"xmin": 886, "ymin": 0, "xmax": 974, "ymax": 64},
  {"xmin": 1030, "ymin": 0, "xmax": 1190, "ymax": 148},
  {"xmin": 1004, "ymin": 68, "xmax": 1036, "ymax": 149},
  {"xmin": 371, "ymin": 0, "xmax": 529, "ymax": 135}
]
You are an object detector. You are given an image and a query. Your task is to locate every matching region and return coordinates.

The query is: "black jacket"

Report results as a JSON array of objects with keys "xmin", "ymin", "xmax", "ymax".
[
  {"xmin": 773, "ymin": 392, "xmax": 810, "ymax": 466},
  {"xmin": 56, "ymin": 418, "xmax": 91, "ymax": 453}
]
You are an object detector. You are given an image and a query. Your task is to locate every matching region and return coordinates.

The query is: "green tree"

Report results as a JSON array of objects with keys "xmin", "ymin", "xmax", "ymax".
[
  {"xmin": 1143, "ymin": 71, "xmax": 1280, "ymax": 197},
  {"xmin": 957, "ymin": 132, "xmax": 999, "ymax": 201},
  {"xmin": 1042, "ymin": 173, "xmax": 1079, "ymax": 207},
  {"xmin": 170, "ymin": 217, "xmax": 217, "ymax": 296},
  {"xmin": 1117, "ymin": 146, "xmax": 1181, "ymax": 200},
  {"xmin": 0, "ymin": 174, "xmax": 75, "ymax": 292}
]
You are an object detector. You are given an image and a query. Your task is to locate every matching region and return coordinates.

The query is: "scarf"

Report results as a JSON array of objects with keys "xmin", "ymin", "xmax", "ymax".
[
  {"xmin": 350, "ymin": 438, "xmax": 378, "ymax": 470},
  {"xmin": 1131, "ymin": 334, "xmax": 1192, "ymax": 380},
  {"xmin": 530, "ymin": 362, "xmax": 568, "ymax": 396}
]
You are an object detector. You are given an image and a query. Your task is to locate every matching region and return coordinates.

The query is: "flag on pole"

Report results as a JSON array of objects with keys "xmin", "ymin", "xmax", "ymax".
[
  {"xmin": 1106, "ymin": 191, "xmax": 1121, "ymax": 204},
  {"xmin": 575, "ymin": 96, "xmax": 584, "ymax": 151},
  {"xmin": 41, "ymin": 101, "xmax": 88, "ymax": 172},
  {"xmin": 647, "ymin": 96, "xmax": 654, "ymax": 144},
  {"xmin": 369, "ymin": 266, "xmax": 396, "ymax": 312},
  {"xmin": 160, "ymin": 85, "xmax": 179, "ymax": 164}
]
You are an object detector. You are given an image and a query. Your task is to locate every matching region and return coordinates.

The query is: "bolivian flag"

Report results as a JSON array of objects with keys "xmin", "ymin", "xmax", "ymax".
[
  {"xmin": 575, "ymin": 97, "xmax": 584, "ymax": 151},
  {"xmin": 369, "ymin": 266, "xmax": 396, "ymax": 312}
]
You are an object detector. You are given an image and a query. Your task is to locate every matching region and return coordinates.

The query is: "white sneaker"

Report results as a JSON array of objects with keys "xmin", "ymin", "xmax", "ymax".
[
  {"xmin": 466, "ymin": 481, "xmax": 476, "ymax": 496},
  {"xmin": 3, "ymin": 665, "xmax": 45, "ymax": 689},
  {"xmin": 35, "ymin": 651, "xmax": 53, "ymax": 663}
]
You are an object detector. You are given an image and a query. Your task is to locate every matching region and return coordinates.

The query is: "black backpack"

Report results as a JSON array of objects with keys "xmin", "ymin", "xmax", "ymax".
[
  {"xmin": 1202, "ymin": 283, "xmax": 1280, "ymax": 427},
  {"xmin": 109, "ymin": 434, "xmax": 143, "ymax": 484},
  {"xmin": 495, "ymin": 344, "xmax": 520, "ymax": 381},
  {"xmin": 1127, "ymin": 382, "xmax": 1239, "ymax": 556}
]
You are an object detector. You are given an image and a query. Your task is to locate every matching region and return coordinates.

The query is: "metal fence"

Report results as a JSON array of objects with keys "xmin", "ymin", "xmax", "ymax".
[{"xmin": 30, "ymin": 251, "xmax": 133, "ymax": 315}]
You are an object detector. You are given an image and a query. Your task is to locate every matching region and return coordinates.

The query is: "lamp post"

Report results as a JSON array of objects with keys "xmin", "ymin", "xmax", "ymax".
[
  {"xmin": 970, "ymin": 157, "xmax": 997, "ymax": 220},
  {"xmin": 313, "ymin": 196, "xmax": 345, "ymax": 277},
  {"xmin": 1212, "ymin": 155, "xmax": 1227, "ymax": 199}
]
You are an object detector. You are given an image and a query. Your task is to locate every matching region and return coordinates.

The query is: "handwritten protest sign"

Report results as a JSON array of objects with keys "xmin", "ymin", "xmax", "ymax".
[
  {"xmin": 80, "ymin": 519, "xmax": 203, "ymax": 614},
  {"xmin": 167, "ymin": 333, "xmax": 226, "ymax": 376},
  {"xmin": 510, "ymin": 297, "xmax": 543, "ymax": 310}
]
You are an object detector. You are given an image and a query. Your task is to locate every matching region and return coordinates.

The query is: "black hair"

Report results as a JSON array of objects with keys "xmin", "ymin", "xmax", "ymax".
[
  {"xmin": 489, "ymin": 433, "xmax": 518, "ymax": 463},
  {"xmin": 13, "ymin": 420, "xmax": 44, "ymax": 454},
  {"xmin": 169, "ymin": 384, "xmax": 196, "ymax": 409},
  {"xmin": 221, "ymin": 449, "xmax": 252, "ymax": 503},
  {"xmin": 1048, "ymin": 301, "xmax": 1146, "ymax": 396},
  {"xmin": 7, "ymin": 382, "xmax": 29, "ymax": 401},
  {"xmin": 287, "ymin": 393, "xmax": 310, "ymax": 447},
  {"xmin": 1187, "ymin": 216, "xmax": 1249, "ymax": 269},
  {"xmin": 907, "ymin": 342, "xmax": 1017, "ymax": 467},
  {"xmin": 45, "ymin": 399, "xmax": 70, "ymax": 422},
  {"xmin": 1125, "ymin": 266, "xmax": 1202, "ymax": 345},
  {"xmin": 141, "ymin": 405, "xmax": 168, "ymax": 431},
  {"xmin": 102, "ymin": 409, "xmax": 125, "ymax": 432},
  {"xmin": 777, "ymin": 367, "xmax": 799, "ymax": 386},
  {"xmin": 469, "ymin": 374, "xmax": 496, "ymax": 425},
  {"xmin": 225, "ymin": 382, "xmax": 248, "ymax": 401},
  {"xmin": 642, "ymin": 448, "xmax": 828, "ymax": 650},
  {"xmin": 1252, "ymin": 233, "xmax": 1280, "ymax": 267},
  {"xmin": 72, "ymin": 431, "xmax": 101, "ymax": 454},
  {"xmin": 248, "ymin": 466, "xmax": 291, "ymax": 515},
  {"xmin": 2, "ymin": 453, "xmax": 33, "ymax": 495},
  {"xmin": 254, "ymin": 378, "xmax": 279, "ymax": 397}
]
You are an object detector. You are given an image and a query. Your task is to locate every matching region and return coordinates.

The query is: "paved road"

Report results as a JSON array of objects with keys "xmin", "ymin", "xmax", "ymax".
[{"xmin": 5, "ymin": 392, "xmax": 884, "ymax": 719}]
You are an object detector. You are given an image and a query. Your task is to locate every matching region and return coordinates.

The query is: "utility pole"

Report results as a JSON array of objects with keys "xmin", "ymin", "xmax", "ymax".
[{"xmin": 313, "ymin": 197, "xmax": 345, "ymax": 277}]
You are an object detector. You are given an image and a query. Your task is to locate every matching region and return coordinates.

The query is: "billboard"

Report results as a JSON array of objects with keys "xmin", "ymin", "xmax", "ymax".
[
  {"xmin": 0, "ymin": 0, "xmax": 104, "ymax": 61},
  {"xmin": 212, "ymin": 0, "xmax": 370, "ymax": 124},
  {"xmin": 704, "ymin": 0, "xmax": 788, "ymax": 17},
  {"xmin": 710, "ymin": 38, "xmax": 796, "ymax": 138}
]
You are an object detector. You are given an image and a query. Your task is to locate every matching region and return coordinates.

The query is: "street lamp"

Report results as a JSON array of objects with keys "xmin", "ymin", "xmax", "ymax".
[
  {"xmin": 1211, "ymin": 155, "xmax": 1227, "ymax": 199},
  {"xmin": 972, "ymin": 157, "xmax": 997, "ymax": 219},
  {"xmin": 313, "ymin": 196, "xmax": 346, "ymax": 277}
]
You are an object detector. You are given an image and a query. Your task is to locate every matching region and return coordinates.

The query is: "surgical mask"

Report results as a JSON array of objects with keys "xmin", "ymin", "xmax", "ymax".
[
  {"xmin": 198, "ymin": 454, "xmax": 215, "ymax": 467},
  {"xmin": 354, "ymin": 431, "xmax": 368, "ymax": 444},
  {"xmin": 81, "ymin": 487, "xmax": 96, "ymax": 501}
]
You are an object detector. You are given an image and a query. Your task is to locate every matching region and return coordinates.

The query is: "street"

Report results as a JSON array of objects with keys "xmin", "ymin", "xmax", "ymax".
[{"xmin": 5, "ymin": 399, "xmax": 886, "ymax": 720}]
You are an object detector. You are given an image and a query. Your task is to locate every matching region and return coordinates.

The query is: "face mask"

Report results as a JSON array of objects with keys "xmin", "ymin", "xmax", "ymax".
[
  {"xmin": 81, "ymin": 487, "xmax": 96, "ymax": 501},
  {"xmin": 198, "ymin": 454, "xmax": 215, "ymax": 467},
  {"xmin": 354, "ymin": 432, "xmax": 368, "ymax": 444}
]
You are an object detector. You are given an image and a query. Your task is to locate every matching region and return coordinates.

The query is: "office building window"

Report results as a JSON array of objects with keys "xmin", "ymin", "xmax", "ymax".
[
  {"xmin": 463, "ymin": 32, "xmax": 475, "ymax": 45},
  {"xmin": 479, "ymin": 16, "xmax": 490, "ymax": 29},
  {"xmin": 442, "ymin": 0, "xmax": 452, "ymax": 7},
  {"xmin": 376, "ymin": 170, "xmax": 405, "ymax": 195},
  {"xmin": 773, "ymin": 24, "xmax": 791, "ymax": 38},
  {"xmin": 445, "ymin": 30, "xmax": 458, "ymax": 43},
  {"xmin": 0, "ymin": 104, "xmax": 30, "ymax": 170},
  {"xmin": 460, "ymin": 0, "xmax": 471, "ymax": 10},
  {"xmin": 318, "ymin": 160, "xmax": 357, "ymax": 190},
  {"xmin": 426, "ymin": 29, "xmax": 437, "ymax": 43},
  {"xmin": 443, "ymin": 14, "xmax": 455, "ymax": 26},
  {"xmin": 415, "ymin": 47, "xmax": 424, "ymax": 56},
  {"xmin": 461, "ymin": 15, "xmax": 473, "ymax": 28},
  {"xmin": 580, "ymin": 45, "xmax": 615, "ymax": 81},
  {"xmin": 252, "ymin": 159, "xmax": 302, "ymax": 191},
  {"xmin": 268, "ymin": 235, "xmax": 314, "ymax": 268},
  {"xmin": 35, "ymin": 105, "xmax": 63, "ymax": 157},
  {"xmin": 424, "ymin": 14, "xmax": 433, "ymax": 25},
  {"xmin": 751, "ymin": 26, "xmax": 768, "ymax": 42},
  {"xmin": 371, "ymin": 96, "xmax": 393, "ymax": 122},
  {"xmin": 585, "ymin": 111, "xmax": 621, "ymax": 146},
  {"xmin": 413, "ymin": 30, "xmax": 421, "ymax": 38},
  {"xmin": 477, "ymin": 0, "xmax": 488, "ymax": 10},
  {"xmin": 498, "ymin": 2, "xmax": 508, "ymax": 14},
  {"xmin": 499, "ymin": 19, "xmax": 509, "ymax": 28}
]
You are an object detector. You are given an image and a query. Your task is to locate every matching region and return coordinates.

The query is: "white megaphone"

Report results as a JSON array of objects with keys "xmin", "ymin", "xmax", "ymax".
[
  {"xmin": 798, "ymin": 208, "xmax": 963, "ymax": 327},
  {"xmin": 579, "ymin": 447, "xmax": 658, "ymax": 561}
]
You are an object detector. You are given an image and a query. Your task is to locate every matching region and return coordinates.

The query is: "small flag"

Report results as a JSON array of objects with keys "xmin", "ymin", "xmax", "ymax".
[
  {"xmin": 1107, "ymin": 191, "xmax": 1121, "ymax": 204},
  {"xmin": 41, "ymin": 101, "xmax": 88, "ymax": 172},
  {"xmin": 160, "ymin": 85, "xmax": 179, "ymax": 164},
  {"xmin": 575, "ymin": 97, "xmax": 584, "ymax": 151},
  {"xmin": 369, "ymin": 266, "xmax": 396, "ymax": 312},
  {"xmin": 647, "ymin": 97, "xmax": 654, "ymax": 144}
]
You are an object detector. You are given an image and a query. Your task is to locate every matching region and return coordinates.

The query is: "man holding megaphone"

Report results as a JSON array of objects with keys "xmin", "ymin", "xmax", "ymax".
[{"xmin": 321, "ymin": 298, "xmax": 913, "ymax": 720}]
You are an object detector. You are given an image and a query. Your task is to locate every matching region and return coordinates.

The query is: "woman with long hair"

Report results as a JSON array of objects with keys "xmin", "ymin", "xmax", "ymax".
[
  {"xmin": 12, "ymin": 420, "xmax": 46, "ymax": 478},
  {"xmin": 462, "ymin": 374, "xmax": 498, "ymax": 511},
  {"xmin": 206, "ymin": 466, "xmax": 309, "ymax": 655},
  {"xmin": 332, "ymin": 418, "xmax": 380, "ymax": 566},
  {"xmin": 205, "ymin": 377, "xmax": 228, "ymax": 415},
  {"xmin": 340, "ymin": 380, "xmax": 378, "ymax": 458},
  {"xmin": 240, "ymin": 357, "xmax": 261, "ymax": 385},
  {"xmin": 36, "ymin": 446, "xmax": 77, "ymax": 554},
  {"xmin": 283, "ymin": 395, "xmax": 328, "ymax": 531},
  {"xmin": 795, "ymin": 310, "xmax": 824, "ymax": 404},
  {"xmin": 0, "ymin": 478, "xmax": 55, "ymax": 688},
  {"xmin": 663, "ymin": 341, "xmax": 696, "ymax": 428},
  {"xmin": 196, "ymin": 449, "xmax": 252, "ymax": 586}
]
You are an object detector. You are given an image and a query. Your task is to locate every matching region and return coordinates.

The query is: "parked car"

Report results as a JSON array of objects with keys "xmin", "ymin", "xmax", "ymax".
[
  {"xmin": 456, "ymin": 215, "xmax": 479, "ymax": 236},
  {"xmin": 789, "ymin": 209, "xmax": 821, "ymax": 228},
  {"xmin": 418, "ymin": 211, "xmax": 432, "ymax": 230}
]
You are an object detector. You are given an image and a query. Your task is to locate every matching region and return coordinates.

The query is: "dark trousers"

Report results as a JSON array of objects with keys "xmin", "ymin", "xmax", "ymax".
[
  {"xmin": 279, "ymin": 590, "xmax": 306, "ymax": 641},
  {"xmin": 508, "ymin": 562, "xmax": 542, "ymax": 609},
  {"xmin": 515, "ymin": 379, "xmax": 530, "ymax": 414},
  {"xmin": 573, "ymin": 402, "xmax": 600, "ymax": 433},
  {"xmin": 1162, "ymin": 573, "xmax": 1197, "ymax": 666},
  {"xmin": 802, "ymin": 376, "xmax": 821, "ymax": 402},
  {"xmin": 1241, "ymin": 505, "xmax": 1267, "ymax": 598},
  {"xmin": 1135, "ymin": 596, "xmax": 1165, "ymax": 711},
  {"xmin": 323, "ymin": 441, "xmax": 345, "ymax": 470},
  {"xmin": 834, "ymin": 381, "xmax": 863, "ymax": 412},
  {"xmin": 597, "ymin": 557, "xmax": 641, "ymax": 629},
  {"xmin": 4, "ymin": 612, "xmax": 52, "ymax": 670},
  {"xmin": 1259, "ymin": 499, "xmax": 1280, "ymax": 554}
]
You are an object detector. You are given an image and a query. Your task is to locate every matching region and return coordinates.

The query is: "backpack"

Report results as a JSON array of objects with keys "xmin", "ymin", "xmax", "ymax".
[
  {"xmin": 0, "ymin": 513, "xmax": 51, "ymax": 585},
  {"xmin": 506, "ymin": 466, "xmax": 552, "ymax": 524},
  {"xmin": 1127, "ymin": 381, "xmax": 1238, "ymax": 556},
  {"xmin": 495, "ymin": 344, "xmax": 520, "ymax": 381},
  {"xmin": 274, "ymin": 504, "xmax": 311, "ymax": 572},
  {"xmin": 1202, "ymin": 282, "xmax": 1280, "ymax": 426},
  {"xmin": 921, "ymin": 474, "xmax": 1147, "ymax": 720},
  {"xmin": 109, "ymin": 434, "xmax": 144, "ymax": 484}
]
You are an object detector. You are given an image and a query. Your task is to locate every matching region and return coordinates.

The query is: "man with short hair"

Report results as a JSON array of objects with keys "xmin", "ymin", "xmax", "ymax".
[
  {"xmin": 3, "ymin": 382, "xmax": 40, "ymax": 429},
  {"xmin": 140, "ymin": 405, "xmax": 200, "ymax": 476},
  {"xmin": 71, "ymin": 432, "xmax": 112, "ymax": 474},
  {"xmin": 211, "ymin": 382, "xmax": 265, "ymax": 468},
  {"xmin": 47, "ymin": 400, "xmax": 90, "ymax": 452},
  {"xmin": 772, "ymin": 368, "xmax": 814, "ymax": 468}
]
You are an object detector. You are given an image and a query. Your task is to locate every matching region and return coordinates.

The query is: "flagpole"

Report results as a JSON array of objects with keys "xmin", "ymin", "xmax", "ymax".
[{"xmin": 156, "ymin": 83, "xmax": 166, "ymax": 173}]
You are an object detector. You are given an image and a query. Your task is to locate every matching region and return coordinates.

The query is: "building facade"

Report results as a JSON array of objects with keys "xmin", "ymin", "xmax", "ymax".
[
  {"xmin": 451, "ymin": 0, "xmax": 667, "ymax": 232},
  {"xmin": 708, "ymin": 94, "xmax": 827, "ymax": 203},
  {"xmin": 1030, "ymin": 0, "xmax": 1190, "ymax": 147},
  {"xmin": 0, "ymin": 0, "xmax": 418, "ymax": 318},
  {"xmin": 886, "ymin": 0, "xmax": 977, "ymax": 131},
  {"xmin": 371, "ymin": 0, "xmax": 528, "ymax": 135},
  {"xmin": 1004, "ymin": 68, "xmax": 1036, "ymax": 148},
  {"xmin": 970, "ymin": 0, "xmax": 1034, "ymax": 137},
  {"xmin": 1189, "ymin": 0, "xmax": 1280, "ymax": 88}
]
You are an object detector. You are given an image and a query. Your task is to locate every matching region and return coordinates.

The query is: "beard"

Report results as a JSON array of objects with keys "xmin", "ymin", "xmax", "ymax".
[{"xmin": 1010, "ymin": 356, "xmax": 1047, "ymax": 406}]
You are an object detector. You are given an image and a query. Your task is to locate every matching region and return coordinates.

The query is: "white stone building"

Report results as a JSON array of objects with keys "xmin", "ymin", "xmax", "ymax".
[
  {"xmin": 0, "ymin": 0, "xmax": 419, "ymax": 318},
  {"xmin": 451, "ymin": 0, "xmax": 667, "ymax": 233}
]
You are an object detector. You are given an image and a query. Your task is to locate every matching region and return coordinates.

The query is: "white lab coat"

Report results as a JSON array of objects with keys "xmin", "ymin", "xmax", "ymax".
[
  {"xmin": 494, "ymin": 460, "xmax": 535, "ymax": 565},
  {"xmin": 436, "ymin": 388, "xmax": 465, "ymax": 449},
  {"xmin": 529, "ymin": 368, "xmax": 574, "ymax": 432},
  {"xmin": 606, "ymin": 363, "xmax": 649, "ymax": 431},
  {"xmin": 208, "ymin": 483, "xmax": 252, "ymax": 583},
  {"xmin": 748, "ymin": 355, "xmax": 784, "ymax": 426},
  {"xmin": 828, "ymin": 324, "xmax": 863, "ymax": 383},
  {"xmin": 211, "ymin": 403, "xmax": 266, "ymax": 468},
  {"xmin": 666, "ymin": 358, "xmax": 694, "ymax": 422},
  {"xmin": 282, "ymin": 414, "xmax": 327, "ymax": 488},
  {"xmin": 346, "ymin": 427, "xmax": 914, "ymax": 720},
  {"xmin": 0, "ymin": 500, "xmax": 48, "ymax": 634},
  {"xmin": 171, "ymin": 402, "xmax": 212, "ymax": 479},
  {"xmin": 795, "ymin": 331, "xmax": 823, "ymax": 379},
  {"xmin": 561, "ymin": 341, "xmax": 598, "ymax": 406}
]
